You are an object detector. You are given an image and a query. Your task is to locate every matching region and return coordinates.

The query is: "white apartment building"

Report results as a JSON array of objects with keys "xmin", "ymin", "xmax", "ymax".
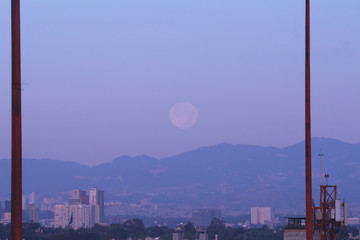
[
  {"xmin": 251, "ymin": 207, "xmax": 274, "ymax": 225},
  {"xmin": 54, "ymin": 204, "xmax": 91, "ymax": 230},
  {"xmin": 54, "ymin": 204, "xmax": 69, "ymax": 228},
  {"xmin": 69, "ymin": 204, "xmax": 91, "ymax": 229}
]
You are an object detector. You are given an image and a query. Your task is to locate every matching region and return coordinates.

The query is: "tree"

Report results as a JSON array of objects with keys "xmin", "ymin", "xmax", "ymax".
[
  {"xmin": 123, "ymin": 218, "xmax": 146, "ymax": 239},
  {"xmin": 50, "ymin": 232, "xmax": 71, "ymax": 240},
  {"xmin": 146, "ymin": 225, "xmax": 173, "ymax": 240},
  {"xmin": 207, "ymin": 218, "xmax": 227, "ymax": 240},
  {"xmin": 109, "ymin": 223, "xmax": 126, "ymax": 240},
  {"xmin": 184, "ymin": 222, "xmax": 196, "ymax": 240},
  {"xmin": 245, "ymin": 225, "xmax": 282, "ymax": 240}
]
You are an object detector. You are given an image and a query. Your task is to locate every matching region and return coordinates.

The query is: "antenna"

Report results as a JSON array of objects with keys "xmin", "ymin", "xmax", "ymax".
[
  {"xmin": 325, "ymin": 174, "xmax": 330, "ymax": 185},
  {"xmin": 318, "ymin": 149, "xmax": 324, "ymax": 185}
]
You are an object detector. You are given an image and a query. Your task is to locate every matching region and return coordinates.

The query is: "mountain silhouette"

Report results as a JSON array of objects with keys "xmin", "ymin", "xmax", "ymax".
[{"xmin": 1, "ymin": 137, "xmax": 359, "ymax": 213}]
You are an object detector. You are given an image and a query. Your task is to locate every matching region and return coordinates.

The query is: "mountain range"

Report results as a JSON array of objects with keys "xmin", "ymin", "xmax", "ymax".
[{"xmin": 1, "ymin": 137, "xmax": 359, "ymax": 214}]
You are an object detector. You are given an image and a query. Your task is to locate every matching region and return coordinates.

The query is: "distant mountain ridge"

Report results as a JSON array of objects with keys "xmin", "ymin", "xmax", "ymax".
[{"xmin": 1, "ymin": 137, "xmax": 359, "ymax": 213}]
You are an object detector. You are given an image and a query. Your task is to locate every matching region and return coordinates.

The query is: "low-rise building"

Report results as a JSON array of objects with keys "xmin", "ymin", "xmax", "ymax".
[{"xmin": 283, "ymin": 217, "xmax": 320, "ymax": 240}]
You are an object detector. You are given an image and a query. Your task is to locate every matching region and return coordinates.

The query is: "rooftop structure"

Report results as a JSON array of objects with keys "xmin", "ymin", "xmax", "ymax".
[{"xmin": 284, "ymin": 218, "xmax": 320, "ymax": 240}]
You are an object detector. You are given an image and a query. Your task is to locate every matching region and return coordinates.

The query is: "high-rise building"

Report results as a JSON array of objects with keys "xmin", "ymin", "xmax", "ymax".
[
  {"xmin": 27, "ymin": 203, "xmax": 38, "ymax": 223},
  {"xmin": 192, "ymin": 208, "xmax": 221, "ymax": 227},
  {"xmin": 4, "ymin": 200, "xmax": 11, "ymax": 213},
  {"xmin": 54, "ymin": 204, "xmax": 91, "ymax": 229},
  {"xmin": 89, "ymin": 187, "xmax": 104, "ymax": 225},
  {"xmin": 54, "ymin": 204, "xmax": 69, "ymax": 228},
  {"xmin": 72, "ymin": 189, "xmax": 88, "ymax": 204},
  {"xmin": 22, "ymin": 195, "xmax": 27, "ymax": 210},
  {"xmin": 98, "ymin": 190, "xmax": 104, "ymax": 222},
  {"xmin": 29, "ymin": 192, "xmax": 36, "ymax": 204},
  {"xmin": 251, "ymin": 207, "xmax": 274, "ymax": 225},
  {"xmin": 69, "ymin": 204, "xmax": 90, "ymax": 229}
]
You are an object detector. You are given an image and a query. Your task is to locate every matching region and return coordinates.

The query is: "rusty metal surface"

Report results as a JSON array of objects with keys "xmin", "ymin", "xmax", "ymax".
[
  {"xmin": 11, "ymin": 0, "xmax": 22, "ymax": 239},
  {"xmin": 305, "ymin": 0, "xmax": 313, "ymax": 239}
]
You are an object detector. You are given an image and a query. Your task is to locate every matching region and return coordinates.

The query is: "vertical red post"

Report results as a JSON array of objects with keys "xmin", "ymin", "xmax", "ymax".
[
  {"xmin": 11, "ymin": 0, "xmax": 22, "ymax": 239},
  {"xmin": 305, "ymin": 0, "xmax": 313, "ymax": 239}
]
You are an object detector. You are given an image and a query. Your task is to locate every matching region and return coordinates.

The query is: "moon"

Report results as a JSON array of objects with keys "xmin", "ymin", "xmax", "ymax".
[{"xmin": 169, "ymin": 102, "xmax": 198, "ymax": 129}]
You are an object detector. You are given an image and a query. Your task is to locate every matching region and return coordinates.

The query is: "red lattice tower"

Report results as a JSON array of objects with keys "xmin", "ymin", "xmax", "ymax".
[{"xmin": 314, "ymin": 175, "xmax": 343, "ymax": 240}]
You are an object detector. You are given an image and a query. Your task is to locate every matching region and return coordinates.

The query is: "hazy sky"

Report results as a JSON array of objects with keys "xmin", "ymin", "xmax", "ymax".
[{"xmin": 0, "ymin": 0, "xmax": 359, "ymax": 165}]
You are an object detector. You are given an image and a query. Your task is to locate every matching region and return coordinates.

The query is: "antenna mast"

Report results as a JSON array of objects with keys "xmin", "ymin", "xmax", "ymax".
[
  {"xmin": 305, "ymin": 0, "xmax": 313, "ymax": 239},
  {"xmin": 319, "ymin": 150, "xmax": 324, "ymax": 185},
  {"xmin": 11, "ymin": 0, "xmax": 23, "ymax": 239}
]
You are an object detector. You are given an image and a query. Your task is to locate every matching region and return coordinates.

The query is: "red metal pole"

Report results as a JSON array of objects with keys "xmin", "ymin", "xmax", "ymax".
[
  {"xmin": 11, "ymin": 0, "xmax": 22, "ymax": 239},
  {"xmin": 305, "ymin": 0, "xmax": 313, "ymax": 239}
]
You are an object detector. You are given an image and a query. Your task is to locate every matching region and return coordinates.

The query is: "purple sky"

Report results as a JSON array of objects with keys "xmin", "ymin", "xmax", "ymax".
[{"xmin": 0, "ymin": 0, "xmax": 359, "ymax": 165}]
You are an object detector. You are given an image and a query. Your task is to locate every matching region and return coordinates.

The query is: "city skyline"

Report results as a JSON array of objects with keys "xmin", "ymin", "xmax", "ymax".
[
  {"xmin": 0, "ymin": 1, "xmax": 358, "ymax": 239},
  {"xmin": 0, "ymin": 137, "xmax": 358, "ymax": 212},
  {"xmin": 0, "ymin": 0, "xmax": 359, "ymax": 165}
]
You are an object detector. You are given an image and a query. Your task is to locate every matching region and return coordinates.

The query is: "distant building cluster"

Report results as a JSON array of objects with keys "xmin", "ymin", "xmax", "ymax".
[
  {"xmin": 1, "ymin": 192, "xmax": 46, "ymax": 224},
  {"xmin": 54, "ymin": 187, "xmax": 104, "ymax": 229},
  {"xmin": 0, "ymin": 199, "xmax": 12, "ymax": 224},
  {"xmin": 0, "ymin": 187, "xmax": 104, "ymax": 229},
  {"xmin": 250, "ymin": 207, "xmax": 274, "ymax": 225}
]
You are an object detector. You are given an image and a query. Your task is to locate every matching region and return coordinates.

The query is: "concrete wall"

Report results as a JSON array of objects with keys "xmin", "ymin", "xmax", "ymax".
[{"xmin": 284, "ymin": 230, "xmax": 320, "ymax": 240}]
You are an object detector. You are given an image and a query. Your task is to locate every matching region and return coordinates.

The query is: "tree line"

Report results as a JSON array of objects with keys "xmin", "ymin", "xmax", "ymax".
[{"xmin": 0, "ymin": 218, "xmax": 285, "ymax": 240}]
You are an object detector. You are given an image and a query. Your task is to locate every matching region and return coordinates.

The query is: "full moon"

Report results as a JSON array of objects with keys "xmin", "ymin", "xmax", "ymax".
[{"xmin": 169, "ymin": 102, "xmax": 198, "ymax": 129}]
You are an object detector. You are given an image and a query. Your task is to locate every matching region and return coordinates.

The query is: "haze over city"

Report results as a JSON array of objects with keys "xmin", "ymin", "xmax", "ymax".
[{"xmin": 1, "ymin": 0, "xmax": 360, "ymax": 165}]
